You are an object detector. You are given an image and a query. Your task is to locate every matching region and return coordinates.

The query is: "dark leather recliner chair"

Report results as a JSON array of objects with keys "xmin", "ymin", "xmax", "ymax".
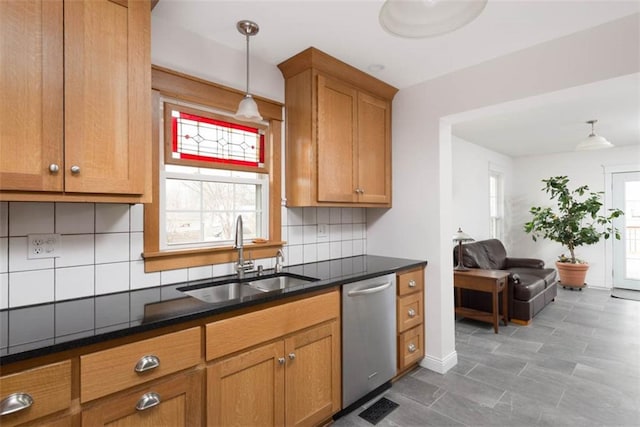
[{"xmin": 453, "ymin": 239, "xmax": 557, "ymax": 323}]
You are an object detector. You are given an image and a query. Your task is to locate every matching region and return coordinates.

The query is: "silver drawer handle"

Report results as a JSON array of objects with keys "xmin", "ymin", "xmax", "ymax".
[
  {"xmin": 278, "ymin": 357, "xmax": 286, "ymax": 365},
  {"xmin": 134, "ymin": 355, "xmax": 160, "ymax": 373},
  {"xmin": 347, "ymin": 282, "xmax": 392, "ymax": 297},
  {"xmin": 136, "ymin": 392, "xmax": 161, "ymax": 411},
  {"xmin": 408, "ymin": 308, "xmax": 416, "ymax": 318},
  {"xmin": 408, "ymin": 343, "xmax": 417, "ymax": 353},
  {"xmin": 0, "ymin": 393, "xmax": 34, "ymax": 416},
  {"xmin": 408, "ymin": 279, "xmax": 416, "ymax": 288}
]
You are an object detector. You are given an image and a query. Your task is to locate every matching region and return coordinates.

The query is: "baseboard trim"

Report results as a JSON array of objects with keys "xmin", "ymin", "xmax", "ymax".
[{"xmin": 420, "ymin": 350, "xmax": 457, "ymax": 374}]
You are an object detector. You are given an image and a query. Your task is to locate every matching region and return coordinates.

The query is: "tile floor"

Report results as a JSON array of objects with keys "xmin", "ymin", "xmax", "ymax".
[{"xmin": 334, "ymin": 287, "xmax": 640, "ymax": 426}]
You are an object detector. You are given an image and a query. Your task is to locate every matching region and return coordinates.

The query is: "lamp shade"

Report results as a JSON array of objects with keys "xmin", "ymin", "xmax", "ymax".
[
  {"xmin": 379, "ymin": 0, "xmax": 488, "ymax": 38},
  {"xmin": 235, "ymin": 94, "xmax": 263, "ymax": 122},
  {"xmin": 575, "ymin": 134, "xmax": 614, "ymax": 151},
  {"xmin": 452, "ymin": 227, "xmax": 473, "ymax": 242}
]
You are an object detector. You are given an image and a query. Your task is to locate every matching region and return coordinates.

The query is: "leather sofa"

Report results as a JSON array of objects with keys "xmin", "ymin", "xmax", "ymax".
[{"xmin": 453, "ymin": 239, "xmax": 558, "ymax": 323}]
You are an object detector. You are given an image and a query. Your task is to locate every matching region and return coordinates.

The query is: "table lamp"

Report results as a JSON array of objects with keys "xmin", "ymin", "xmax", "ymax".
[{"xmin": 453, "ymin": 228, "xmax": 473, "ymax": 271}]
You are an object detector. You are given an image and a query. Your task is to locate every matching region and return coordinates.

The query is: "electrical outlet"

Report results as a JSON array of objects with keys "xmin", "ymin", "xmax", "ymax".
[
  {"xmin": 28, "ymin": 234, "xmax": 61, "ymax": 259},
  {"xmin": 317, "ymin": 223, "xmax": 329, "ymax": 239}
]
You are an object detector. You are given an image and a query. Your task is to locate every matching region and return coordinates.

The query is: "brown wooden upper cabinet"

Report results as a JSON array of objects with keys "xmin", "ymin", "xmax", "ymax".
[
  {"xmin": 278, "ymin": 48, "xmax": 398, "ymax": 207},
  {"xmin": 0, "ymin": 0, "xmax": 151, "ymax": 203}
]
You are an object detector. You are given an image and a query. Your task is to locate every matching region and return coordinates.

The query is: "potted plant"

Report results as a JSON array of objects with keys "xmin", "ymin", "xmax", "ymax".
[{"xmin": 524, "ymin": 176, "xmax": 623, "ymax": 289}]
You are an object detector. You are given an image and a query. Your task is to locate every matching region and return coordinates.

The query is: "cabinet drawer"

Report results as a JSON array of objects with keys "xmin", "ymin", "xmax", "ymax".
[
  {"xmin": 206, "ymin": 290, "xmax": 340, "ymax": 361},
  {"xmin": 397, "ymin": 268, "xmax": 424, "ymax": 296},
  {"xmin": 397, "ymin": 292, "xmax": 423, "ymax": 333},
  {"xmin": 0, "ymin": 360, "xmax": 71, "ymax": 427},
  {"xmin": 81, "ymin": 327, "xmax": 201, "ymax": 403},
  {"xmin": 398, "ymin": 325, "xmax": 424, "ymax": 371}
]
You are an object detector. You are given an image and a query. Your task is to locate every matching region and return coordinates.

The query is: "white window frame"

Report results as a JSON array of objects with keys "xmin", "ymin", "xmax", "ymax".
[{"xmin": 489, "ymin": 169, "xmax": 504, "ymax": 240}]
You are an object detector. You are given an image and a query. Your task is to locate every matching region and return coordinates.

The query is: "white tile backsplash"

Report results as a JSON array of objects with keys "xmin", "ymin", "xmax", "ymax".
[
  {"xmin": 9, "ymin": 269, "xmax": 54, "ymax": 307},
  {"xmin": 56, "ymin": 203, "xmax": 95, "ymax": 234},
  {"xmin": 2, "ymin": 202, "xmax": 368, "ymax": 308}
]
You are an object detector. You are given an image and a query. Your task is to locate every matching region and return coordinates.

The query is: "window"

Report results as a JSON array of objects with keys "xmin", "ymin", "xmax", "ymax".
[
  {"xmin": 489, "ymin": 170, "xmax": 504, "ymax": 240},
  {"xmin": 143, "ymin": 66, "xmax": 283, "ymax": 272},
  {"xmin": 161, "ymin": 103, "xmax": 269, "ymax": 250}
]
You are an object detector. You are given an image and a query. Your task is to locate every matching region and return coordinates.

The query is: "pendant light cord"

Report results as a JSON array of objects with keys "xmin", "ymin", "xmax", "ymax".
[{"xmin": 245, "ymin": 33, "xmax": 250, "ymax": 96}]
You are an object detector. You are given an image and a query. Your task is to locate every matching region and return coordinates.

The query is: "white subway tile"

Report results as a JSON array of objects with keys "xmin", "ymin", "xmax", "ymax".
[
  {"xmin": 281, "ymin": 225, "xmax": 288, "ymax": 242},
  {"xmin": 56, "ymin": 234, "xmax": 94, "ymax": 267},
  {"xmin": 341, "ymin": 241, "xmax": 353, "ymax": 257},
  {"xmin": 317, "ymin": 208, "xmax": 330, "ymax": 224},
  {"xmin": 317, "ymin": 242, "xmax": 330, "ymax": 261},
  {"xmin": 130, "ymin": 232, "xmax": 143, "ymax": 261},
  {"xmin": 0, "ymin": 238, "xmax": 7, "ymax": 274},
  {"xmin": 353, "ymin": 208, "xmax": 364, "ymax": 224},
  {"xmin": 329, "ymin": 208, "xmax": 342, "ymax": 225},
  {"xmin": 287, "ymin": 225, "xmax": 303, "ymax": 245},
  {"xmin": 9, "ymin": 269, "xmax": 55, "ymax": 307},
  {"xmin": 281, "ymin": 206, "xmax": 288, "ymax": 226},
  {"xmin": 9, "ymin": 202, "xmax": 54, "ymax": 236},
  {"xmin": 288, "ymin": 245, "xmax": 303, "ymax": 265},
  {"xmin": 130, "ymin": 260, "xmax": 160, "ymax": 290},
  {"xmin": 0, "ymin": 273, "xmax": 7, "ymax": 309},
  {"xmin": 353, "ymin": 223, "xmax": 365, "ymax": 239},
  {"xmin": 287, "ymin": 208, "xmax": 303, "ymax": 226},
  {"xmin": 95, "ymin": 233, "xmax": 129, "ymax": 264},
  {"xmin": 303, "ymin": 225, "xmax": 317, "ymax": 244},
  {"xmin": 56, "ymin": 265, "xmax": 95, "ymax": 300},
  {"xmin": 160, "ymin": 268, "xmax": 188, "ymax": 285},
  {"xmin": 55, "ymin": 203, "xmax": 94, "ymax": 234},
  {"xmin": 130, "ymin": 204, "xmax": 144, "ymax": 232},
  {"xmin": 212, "ymin": 263, "xmax": 233, "ymax": 277},
  {"xmin": 254, "ymin": 257, "xmax": 273, "ymax": 271},
  {"xmin": 341, "ymin": 224, "xmax": 353, "ymax": 240},
  {"xmin": 341, "ymin": 208, "xmax": 353, "ymax": 224},
  {"xmin": 95, "ymin": 262, "xmax": 130, "ymax": 294},
  {"xmin": 95, "ymin": 204, "xmax": 130, "ymax": 233},
  {"xmin": 9, "ymin": 237, "xmax": 54, "ymax": 272},
  {"xmin": 188, "ymin": 265, "xmax": 213, "ymax": 281},
  {"xmin": 329, "ymin": 224, "xmax": 341, "ymax": 242},
  {"xmin": 330, "ymin": 242, "xmax": 342, "ymax": 259},
  {"xmin": 303, "ymin": 207, "xmax": 317, "ymax": 225},
  {"xmin": 303, "ymin": 244, "xmax": 317, "ymax": 263},
  {"xmin": 0, "ymin": 202, "xmax": 8, "ymax": 237},
  {"xmin": 353, "ymin": 239, "xmax": 365, "ymax": 256}
]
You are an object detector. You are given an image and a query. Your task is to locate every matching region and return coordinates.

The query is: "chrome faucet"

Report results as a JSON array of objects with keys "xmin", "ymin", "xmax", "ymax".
[
  {"xmin": 234, "ymin": 215, "xmax": 254, "ymax": 278},
  {"xmin": 275, "ymin": 249, "xmax": 285, "ymax": 273}
]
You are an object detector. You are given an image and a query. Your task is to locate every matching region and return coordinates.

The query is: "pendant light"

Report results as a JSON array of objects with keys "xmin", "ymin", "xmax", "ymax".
[
  {"xmin": 235, "ymin": 20, "xmax": 262, "ymax": 122},
  {"xmin": 379, "ymin": 0, "xmax": 488, "ymax": 38},
  {"xmin": 575, "ymin": 119, "xmax": 614, "ymax": 151}
]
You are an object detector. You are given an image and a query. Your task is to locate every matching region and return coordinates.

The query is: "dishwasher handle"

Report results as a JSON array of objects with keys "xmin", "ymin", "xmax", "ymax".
[{"xmin": 347, "ymin": 281, "xmax": 392, "ymax": 297}]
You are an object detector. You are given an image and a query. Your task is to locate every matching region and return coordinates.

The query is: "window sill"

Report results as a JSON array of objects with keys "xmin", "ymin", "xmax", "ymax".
[{"xmin": 143, "ymin": 241, "xmax": 285, "ymax": 273}]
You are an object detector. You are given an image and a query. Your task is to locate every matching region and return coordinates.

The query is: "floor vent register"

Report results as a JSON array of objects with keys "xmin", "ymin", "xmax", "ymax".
[{"xmin": 358, "ymin": 397, "xmax": 399, "ymax": 425}]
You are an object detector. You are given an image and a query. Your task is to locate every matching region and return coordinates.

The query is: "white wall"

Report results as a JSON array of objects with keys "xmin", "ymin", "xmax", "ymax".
[
  {"xmin": 509, "ymin": 145, "xmax": 640, "ymax": 289},
  {"xmin": 452, "ymin": 136, "xmax": 513, "ymax": 244},
  {"xmin": 367, "ymin": 14, "xmax": 640, "ymax": 373}
]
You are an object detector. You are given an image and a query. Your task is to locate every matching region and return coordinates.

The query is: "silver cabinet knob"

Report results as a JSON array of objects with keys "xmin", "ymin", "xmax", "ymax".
[
  {"xmin": 278, "ymin": 357, "xmax": 286, "ymax": 365},
  {"xmin": 134, "ymin": 355, "xmax": 160, "ymax": 373},
  {"xmin": 70, "ymin": 165, "xmax": 80, "ymax": 174},
  {"xmin": 408, "ymin": 308, "xmax": 416, "ymax": 318},
  {"xmin": 48, "ymin": 164, "xmax": 60, "ymax": 173},
  {"xmin": 408, "ymin": 279, "xmax": 416, "ymax": 288},
  {"xmin": 408, "ymin": 343, "xmax": 417, "ymax": 353},
  {"xmin": 135, "ymin": 392, "xmax": 161, "ymax": 411},
  {"xmin": 288, "ymin": 353, "xmax": 296, "ymax": 360},
  {"xmin": 0, "ymin": 393, "xmax": 34, "ymax": 416}
]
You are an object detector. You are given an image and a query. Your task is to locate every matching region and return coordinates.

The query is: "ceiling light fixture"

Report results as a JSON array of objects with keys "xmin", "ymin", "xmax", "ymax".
[
  {"xmin": 379, "ymin": 0, "xmax": 488, "ymax": 38},
  {"xmin": 235, "ymin": 20, "xmax": 262, "ymax": 122},
  {"xmin": 575, "ymin": 119, "xmax": 614, "ymax": 151}
]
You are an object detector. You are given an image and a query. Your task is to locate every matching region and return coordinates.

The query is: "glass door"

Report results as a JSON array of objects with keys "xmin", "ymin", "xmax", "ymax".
[{"xmin": 612, "ymin": 171, "xmax": 640, "ymax": 291}]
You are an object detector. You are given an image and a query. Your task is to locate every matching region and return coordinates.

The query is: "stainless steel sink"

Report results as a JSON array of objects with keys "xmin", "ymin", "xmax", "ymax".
[{"xmin": 178, "ymin": 273, "xmax": 317, "ymax": 304}]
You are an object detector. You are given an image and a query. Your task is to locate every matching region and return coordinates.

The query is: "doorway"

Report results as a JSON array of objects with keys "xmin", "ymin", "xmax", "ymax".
[{"xmin": 612, "ymin": 171, "xmax": 640, "ymax": 291}]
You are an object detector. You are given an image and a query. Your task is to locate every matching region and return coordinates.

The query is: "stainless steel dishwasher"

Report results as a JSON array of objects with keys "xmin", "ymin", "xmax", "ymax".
[{"xmin": 342, "ymin": 273, "xmax": 397, "ymax": 408}]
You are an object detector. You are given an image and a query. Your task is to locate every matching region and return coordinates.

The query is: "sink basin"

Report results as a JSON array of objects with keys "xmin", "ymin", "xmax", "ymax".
[{"xmin": 178, "ymin": 273, "xmax": 317, "ymax": 304}]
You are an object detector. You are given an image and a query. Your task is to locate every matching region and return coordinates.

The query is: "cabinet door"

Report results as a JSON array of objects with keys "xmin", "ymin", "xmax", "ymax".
[
  {"xmin": 64, "ymin": 0, "xmax": 150, "ymax": 195},
  {"xmin": 357, "ymin": 92, "xmax": 391, "ymax": 204},
  {"xmin": 317, "ymin": 75, "xmax": 358, "ymax": 203},
  {"xmin": 81, "ymin": 370, "xmax": 203, "ymax": 427},
  {"xmin": 0, "ymin": 0, "xmax": 63, "ymax": 192},
  {"xmin": 284, "ymin": 321, "xmax": 341, "ymax": 427},
  {"xmin": 207, "ymin": 341, "xmax": 285, "ymax": 427}
]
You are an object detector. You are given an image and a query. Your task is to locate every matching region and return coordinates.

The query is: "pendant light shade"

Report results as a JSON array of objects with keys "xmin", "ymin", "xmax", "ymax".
[
  {"xmin": 235, "ymin": 20, "xmax": 263, "ymax": 122},
  {"xmin": 575, "ymin": 119, "xmax": 614, "ymax": 151},
  {"xmin": 379, "ymin": 0, "xmax": 488, "ymax": 38}
]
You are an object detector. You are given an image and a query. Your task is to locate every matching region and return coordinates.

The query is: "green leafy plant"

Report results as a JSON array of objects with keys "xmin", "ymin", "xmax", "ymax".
[{"xmin": 524, "ymin": 176, "xmax": 624, "ymax": 264}]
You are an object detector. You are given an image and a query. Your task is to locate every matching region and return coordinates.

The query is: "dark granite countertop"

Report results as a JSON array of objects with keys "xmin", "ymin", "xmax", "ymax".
[{"xmin": 0, "ymin": 255, "xmax": 426, "ymax": 365}]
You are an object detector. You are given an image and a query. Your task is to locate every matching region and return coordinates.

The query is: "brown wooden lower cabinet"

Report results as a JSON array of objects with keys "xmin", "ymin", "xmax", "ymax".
[
  {"xmin": 207, "ymin": 320, "xmax": 340, "ymax": 427},
  {"xmin": 81, "ymin": 369, "xmax": 203, "ymax": 427}
]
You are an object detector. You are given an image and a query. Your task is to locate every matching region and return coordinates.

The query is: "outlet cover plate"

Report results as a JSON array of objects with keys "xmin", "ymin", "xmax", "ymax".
[{"xmin": 28, "ymin": 234, "xmax": 61, "ymax": 259}]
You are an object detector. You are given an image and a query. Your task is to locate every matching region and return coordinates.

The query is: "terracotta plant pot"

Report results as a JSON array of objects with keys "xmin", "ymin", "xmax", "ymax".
[{"xmin": 556, "ymin": 261, "xmax": 589, "ymax": 288}]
